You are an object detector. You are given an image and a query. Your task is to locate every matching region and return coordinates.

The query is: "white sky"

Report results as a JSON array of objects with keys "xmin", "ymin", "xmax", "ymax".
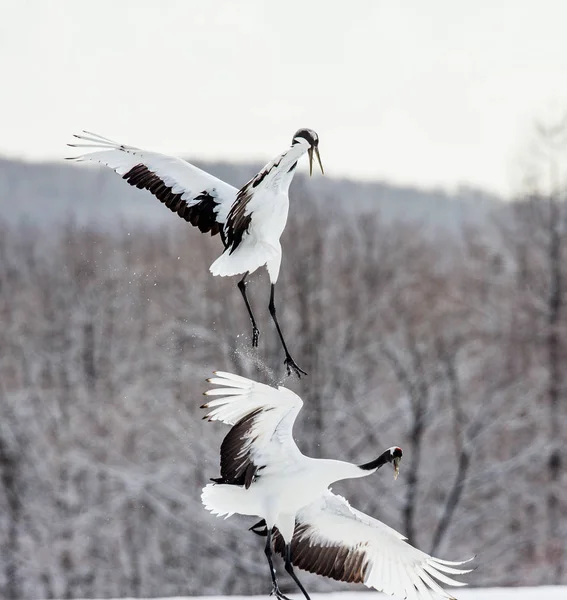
[{"xmin": 2, "ymin": 0, "xmax": 567, "ymax": 196}]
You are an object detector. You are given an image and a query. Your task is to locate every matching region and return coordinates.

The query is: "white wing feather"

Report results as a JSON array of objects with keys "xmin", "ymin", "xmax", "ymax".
[
  {"xmin": 292, "ymin": 491, "xmax": 472, "ymax": 600},
  {"xmin": 202, "ymin": 371, "xmax": 304, "ymax": 471},
  {"xmin": 67, "ymin": 131, "xmax": 237, "ymax": 223}
]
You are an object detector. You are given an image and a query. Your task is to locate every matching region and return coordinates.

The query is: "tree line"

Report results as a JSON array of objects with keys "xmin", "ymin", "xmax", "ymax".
[{"xmin": 0, "ymin": 168, "xmax": 565, "ymax": 598}]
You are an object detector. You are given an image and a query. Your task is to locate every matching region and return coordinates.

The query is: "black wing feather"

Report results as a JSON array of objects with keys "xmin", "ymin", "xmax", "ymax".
[
  {"xmin": 225, "ymin": 183, "xmax": 254, "ymax": 252},
  {"xmin": 223, "ymin": 158, "xmax": 282, "ymax": 253},
  {"xmin": 212, "ymin": 408, "xmax": 270, "ymax": 488},
  {"xmin": 272, "ymin": 525, "xmax": 370, "ymax": 584},
  {"xmin": 122, "ymin": 164, "xmax": 221, "ymax": 235}
]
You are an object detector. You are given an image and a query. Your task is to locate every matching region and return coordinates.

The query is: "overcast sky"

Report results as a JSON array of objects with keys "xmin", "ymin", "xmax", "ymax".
[{"xmin": 1, "ymin": 0, "xmax": 567, "ymax": 196}]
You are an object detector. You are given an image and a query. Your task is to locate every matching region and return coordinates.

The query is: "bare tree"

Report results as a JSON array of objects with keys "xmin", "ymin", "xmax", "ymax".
[{"xmin": 1, "ymin": 168, "xmax": 566, "ymax": 598}]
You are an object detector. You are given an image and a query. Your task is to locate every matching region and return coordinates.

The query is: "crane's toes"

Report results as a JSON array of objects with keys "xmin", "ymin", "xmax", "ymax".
[
  {"xmin": 252, "ymin": 327, "xmax": 260, "ymax": 348},
  {"xmin": 270, "ymin": 586, "xmax": 292, "ymax": 600},
  {"xmin": 284, "ymin": 357, "xmax": 307, "ymax": 378}
]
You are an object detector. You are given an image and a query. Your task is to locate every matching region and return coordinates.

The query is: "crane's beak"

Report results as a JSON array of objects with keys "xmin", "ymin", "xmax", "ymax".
[
  {"xmin": 308, "ymin": 146, "xmax": 324, "ymax": 176},
  {"xmin": 393, "ymin": 456, "xmax": 401, "ymax": 480}
]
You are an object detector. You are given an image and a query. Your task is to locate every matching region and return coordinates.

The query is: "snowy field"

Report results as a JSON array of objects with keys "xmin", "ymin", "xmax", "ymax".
[{"xmin": 76, "ymin": 589, "xmax": 566, "ymax": 600}]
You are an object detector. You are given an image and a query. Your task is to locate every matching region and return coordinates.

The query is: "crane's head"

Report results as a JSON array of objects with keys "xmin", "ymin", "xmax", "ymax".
[
  {"xmin": 358, "ymin": 446, "xmax": 403, "ymax": 478},
  {"xmin": 292, "ymin": 128, "xmax": 324, "ymax": 176}
]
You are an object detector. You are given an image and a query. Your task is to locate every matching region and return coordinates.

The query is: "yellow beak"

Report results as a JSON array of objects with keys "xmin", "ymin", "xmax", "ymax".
[{"xmin": 393, "ymin": 456, "xmax": 401, "ymax": 480}]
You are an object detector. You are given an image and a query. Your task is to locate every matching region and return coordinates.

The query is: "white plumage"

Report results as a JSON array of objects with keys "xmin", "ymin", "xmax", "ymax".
[
  {"xmin": 67, "ymin": 129, "xmax": 323, "ymax": 376},
  {"xmin": 208, "ymin": 136, "xmax": 317, "ymax": 282},
  {"xmin": 201, "ymin": 371, "xmax": 472, "ymax": 600}
]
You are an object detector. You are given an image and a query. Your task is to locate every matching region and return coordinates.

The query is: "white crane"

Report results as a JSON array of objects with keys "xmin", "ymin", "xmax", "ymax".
[
  {"xmin": 201, "ymin": 371, "xmax": 472, "ymax": 600},
  {"xmin": 67, "ymin": 129, "xmax": 324, "ymax": 377}
]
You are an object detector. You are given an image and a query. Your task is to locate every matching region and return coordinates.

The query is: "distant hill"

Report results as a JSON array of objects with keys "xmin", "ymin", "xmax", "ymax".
[{"xmin": 0, "ymin": 155, "xmax": 501, "ymax": 231}]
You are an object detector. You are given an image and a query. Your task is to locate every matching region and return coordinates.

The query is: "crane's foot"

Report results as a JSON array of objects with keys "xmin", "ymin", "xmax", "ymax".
[
  {"xmin": 270, "ymin": 585, "xmax": 292, "ymax": 600},
  {"xmin": 284, "ymin": 356, "xmax": 307, "ymax": 378},
  {"xmin": 252, "ymin": 326, "xmax": 260, "ymax": 348}
]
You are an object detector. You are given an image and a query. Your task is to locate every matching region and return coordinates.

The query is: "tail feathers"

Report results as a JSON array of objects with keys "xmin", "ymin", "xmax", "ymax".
[
  {"xmin": 209, "ymin": 241, "xmax": 278, "ymax": 277},
  {"xmin": 201, "ymin": 483, "xmax": 241, "ymax": 519}
]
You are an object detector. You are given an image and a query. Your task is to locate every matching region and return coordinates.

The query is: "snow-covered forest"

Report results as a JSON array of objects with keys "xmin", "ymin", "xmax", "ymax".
[{"xmin": 1, "ymin": 140, "xmax": 566, "ymax": 598}]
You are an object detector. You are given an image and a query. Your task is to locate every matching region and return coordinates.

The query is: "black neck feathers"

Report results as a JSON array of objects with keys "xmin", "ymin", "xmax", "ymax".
[{"xmin": 358, "ymin": 447, "xmax": 402, "ymax": 471}]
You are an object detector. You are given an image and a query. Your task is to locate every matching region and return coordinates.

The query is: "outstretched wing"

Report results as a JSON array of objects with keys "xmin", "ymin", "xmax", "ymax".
[
  {"xmin": 202, "ymin": 371, "xmax": 304, "ymax": 487},
  {"xmin": 67, "ymin": 131, "xmax": 237, "ymax": 235},
  {"xmin": 273, "ymin": 491, "xmax": 472, "ymax": 600}
]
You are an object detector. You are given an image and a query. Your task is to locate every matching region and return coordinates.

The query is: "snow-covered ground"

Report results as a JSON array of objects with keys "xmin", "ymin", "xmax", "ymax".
[{"xmin": 80, "ymin": 589, "xmax": 566, "ymax": 600}]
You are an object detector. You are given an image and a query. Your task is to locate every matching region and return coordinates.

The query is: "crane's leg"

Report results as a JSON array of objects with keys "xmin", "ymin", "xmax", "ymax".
[
  {"xmin": 265, "ymin": 527, "xmax": 291, "ymax": 600},
  {"xmin": 238, "ymin": 272, "xmax": 260, "ymax": 347},
  {"xmin": 268, "ymin": 284, "xmax": 307, "ymax": 377},
  {"xmin": 284, "ymin": 544, "xmax": 311, "ymax": 600}
]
